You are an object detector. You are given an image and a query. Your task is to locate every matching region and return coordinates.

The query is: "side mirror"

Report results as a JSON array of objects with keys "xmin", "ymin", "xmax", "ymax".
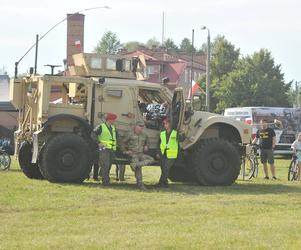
[
  {"xmin": 192, "ymin": 95, "xmax": 202, "ymax": 111},
  {"xmin": 98, "ymin": 77, "xmax": 105, "ymax": 84}
]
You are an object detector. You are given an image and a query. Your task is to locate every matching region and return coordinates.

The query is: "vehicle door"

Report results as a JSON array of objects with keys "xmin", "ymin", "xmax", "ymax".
[
  {"xmin": 135, "ymin": 87, "xmax": 171, "ymax": 154},
  {"xmin": 171, "ymin": 87, "xmax": 185, "ymax": 130},
  {"xmin": 95, "ymin": 85, "xmax": 135, "ymax": 136}
]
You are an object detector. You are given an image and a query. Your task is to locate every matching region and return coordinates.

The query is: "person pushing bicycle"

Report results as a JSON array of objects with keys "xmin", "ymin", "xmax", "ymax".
[{"xmin": 252, "ymin": 119, "xmax": 277, "ymax": 180}]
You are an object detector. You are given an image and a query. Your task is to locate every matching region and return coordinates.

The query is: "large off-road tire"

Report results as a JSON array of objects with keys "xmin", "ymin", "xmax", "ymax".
[
  {"xmin": 191, "ymin": 138, "xmax": 240, "ymax": 186},
  {"xmin": 39, "ymin": 133, "xmax": 93, "ymax": 183},
  {"xmin": 19, "ymin": 141, "xmax": 44, "ymax": 179}
]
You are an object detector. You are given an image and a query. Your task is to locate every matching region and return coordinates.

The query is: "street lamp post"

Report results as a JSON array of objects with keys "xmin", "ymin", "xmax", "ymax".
[{"xmin": 201, "ymin": 26, "xmax": 210, "ymax": 112}]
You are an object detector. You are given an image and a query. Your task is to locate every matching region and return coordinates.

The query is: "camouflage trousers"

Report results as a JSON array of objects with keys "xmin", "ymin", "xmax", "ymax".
[
  {"xmin": 159, "ymin": 157, "xmax": 176, "ymax": 185},
  {"xmin": 99, "ymin": 149, "xmax": 115, "ymax": 185},
  {"xmin": 130, "ymin": 153, "xmax": 154, "ymax": 186}
]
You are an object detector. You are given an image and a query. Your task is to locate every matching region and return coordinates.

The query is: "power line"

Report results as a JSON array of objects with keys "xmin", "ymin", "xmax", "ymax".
[{"xmin": 14, "ymin": 6, "xmax": 110, "ymax": 77}]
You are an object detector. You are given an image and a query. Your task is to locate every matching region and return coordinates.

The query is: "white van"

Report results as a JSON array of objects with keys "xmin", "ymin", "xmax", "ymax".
[{"xmin": 224, "ymin": 107, "xmax": 301, "ymax": 155}]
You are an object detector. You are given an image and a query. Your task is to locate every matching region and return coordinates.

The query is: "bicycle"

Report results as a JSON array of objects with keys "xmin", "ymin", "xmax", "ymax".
[
  {"xmin": 0, "ymin": 149, "xmax": 11, "ymax": 171},
  {"xmin": 241, "ymin": 144, "xmax": 259, "ymax": 180},
  {"xmin": 288, "ymin": 156, "xmax": 300, "ymax": 181}
]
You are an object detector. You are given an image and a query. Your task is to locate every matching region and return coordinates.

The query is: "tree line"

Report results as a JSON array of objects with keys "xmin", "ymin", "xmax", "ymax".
[{"xmin": 94, "ymin": 31, "xmax": 298, "ymax": 113}]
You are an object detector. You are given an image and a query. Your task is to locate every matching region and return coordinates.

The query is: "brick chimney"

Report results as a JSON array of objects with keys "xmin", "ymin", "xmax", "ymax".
[{"xmin": 66, "ymin": 13, "xmax": 85, "ymax": 67}]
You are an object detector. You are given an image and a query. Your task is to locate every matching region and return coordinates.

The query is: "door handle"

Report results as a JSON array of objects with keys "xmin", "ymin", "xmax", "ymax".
[{"xmin": 121, "ymin": 112, "xmax": 135, "ymax": 118}]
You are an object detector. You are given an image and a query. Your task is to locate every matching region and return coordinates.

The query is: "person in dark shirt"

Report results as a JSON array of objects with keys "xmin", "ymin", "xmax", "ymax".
[{"xmin": 252, "ymin": 119, "xmax": 277, "ymax": 179}]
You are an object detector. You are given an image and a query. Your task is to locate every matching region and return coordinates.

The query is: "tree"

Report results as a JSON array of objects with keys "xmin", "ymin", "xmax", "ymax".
[
  {"xmin": 209, "ymin": 36, "xmax": 240, "ymax": 111},
  {"xmin": 163, "ymin": 38, "xmax": 178, "ymax": 51},
  {"xmin": 211, "ymin": 35, "xmax": 240, "ymax": 81},
  {"xmin": 94, "ymin": 31, "xmax": 121, "ymax": 54},
  {"xmin": 214, "ymin": 49, "xmax": 291, "ymax": 113},
  {"xmin": 123, "ymin": 41, "xmax": 145, "ymax": 52},
  {"xmin": 179, "ymin": 38, "xmax": 195, "ymax": 54},
  {"xmin": 146, "ymin": 37, "xmax": 160, "ymax": 49},
  {"xmin": 196, "ymin": 45, "xmax": 206, "ymax": 56},
  {"xmin": 288, "ymin": 82, "xmax": 301, "ymax": 107}
]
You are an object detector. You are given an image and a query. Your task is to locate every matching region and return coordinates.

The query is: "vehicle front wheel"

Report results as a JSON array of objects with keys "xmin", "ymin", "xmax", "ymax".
[
  {"xmin": 191, "ymin": 138, "xmax": 240, "ymax": 186},
  {"xmin": 39, "ymin": 133, "xmax": 93, "ymax": 183}
]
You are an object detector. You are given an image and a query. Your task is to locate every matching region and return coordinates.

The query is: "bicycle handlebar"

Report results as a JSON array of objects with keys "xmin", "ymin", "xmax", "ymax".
[{"xmin": 249, "ymin": 144, "xmax": 259, "ymax": 149}]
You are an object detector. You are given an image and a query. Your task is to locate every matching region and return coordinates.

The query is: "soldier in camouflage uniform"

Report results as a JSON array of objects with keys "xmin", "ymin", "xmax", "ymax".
[{"xmin": 122, "ymin": 120, "xmax": 154, "ymax": 190}]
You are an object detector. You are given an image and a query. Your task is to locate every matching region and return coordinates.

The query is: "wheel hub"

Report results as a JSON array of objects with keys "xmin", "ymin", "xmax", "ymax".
[
  {"xmin": 209, "ymin": 154, "xmax": 227, "ymax": 173},
  {"xmin": 212, "ymin": 157, "xmax": 224, "ymax": 171},
  {"xmin": 61, "ymin": 153, "xmax": 75, "ymax": 167}
]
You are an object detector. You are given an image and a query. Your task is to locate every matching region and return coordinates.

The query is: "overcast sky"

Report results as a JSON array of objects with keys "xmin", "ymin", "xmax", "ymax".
[{"xmin": 1, "ymin": 0, "xmax": 300, "ymax": 83}]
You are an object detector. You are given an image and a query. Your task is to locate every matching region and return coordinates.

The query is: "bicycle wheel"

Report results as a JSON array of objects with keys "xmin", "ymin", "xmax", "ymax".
[
  {"xmin": 240, "ymin": 158, "xmax": 246, "ymax": 180},
  {"xmin": 253, "ymin": 159, "xmax": 259, "ymax": 178},
  {"xmin": 288, "ymin": 160, "xmax": 297, "ymax": 181},
  {"xmin": 0, "ymin": 151, "xmax": 11, "ymax": 171},
  {"xmin": 294, "ymin": 170, "xmax": 300, "ymax": 181},
  {"xmin": 243, "ymin": 157, "xmax": 256, "ymax": 180}
]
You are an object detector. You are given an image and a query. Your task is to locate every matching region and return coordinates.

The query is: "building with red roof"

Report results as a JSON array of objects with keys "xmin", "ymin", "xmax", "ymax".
[{"xmin": 120, "ymin": 47, "xmax": 206, "ymax": 97}]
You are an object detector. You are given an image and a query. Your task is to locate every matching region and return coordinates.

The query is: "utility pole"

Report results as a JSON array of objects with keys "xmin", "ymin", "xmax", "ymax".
[
  {"xmin": 201, "ymin": 26, "xmax": 211, "ymax": 112},
  {"xmin": 34, "ymin": 34, "xmax": 39, "ymax": 74},
  {"xmin": 162, "ymin": 12, "xmax": 165, "ymax": 46},
  {"xmin": 190, "ymin": 29, "xmax": 194, "ymax": 103}
]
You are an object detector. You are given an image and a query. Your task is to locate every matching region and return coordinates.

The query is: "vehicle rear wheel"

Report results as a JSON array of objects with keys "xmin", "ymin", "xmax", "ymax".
[
  {"xmin": 192, "ymin": 138, "xmax": 240, "ymax": 185},
  {"xmin": 39, "ymin": 133, "xmax": 93, "ymax": 183},
  {"xmin": 19, "ymin": 141, "xmax": 44, "ymax": 179}
]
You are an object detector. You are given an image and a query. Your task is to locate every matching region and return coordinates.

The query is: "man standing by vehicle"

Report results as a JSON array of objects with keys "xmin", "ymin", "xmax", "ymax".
[
  {"xmin": 122, "ymin": 121, "xmax": 154, "ymax": 190},
  {"xmin": 93, "ymin": 113, "xmax": 118, "ymax": 185},
  {"xmin": 156, "ymin": 118, "xmax": 182, "ymax": 187},
  {"xmin": 252, "ymin": 119, "xmax": 277, "ymax": 179}
]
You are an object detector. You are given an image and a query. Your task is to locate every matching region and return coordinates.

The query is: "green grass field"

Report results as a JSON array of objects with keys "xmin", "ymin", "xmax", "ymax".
[{"xmin": 1, "ymin": 158, "xmax": 301, "ymax": 249}]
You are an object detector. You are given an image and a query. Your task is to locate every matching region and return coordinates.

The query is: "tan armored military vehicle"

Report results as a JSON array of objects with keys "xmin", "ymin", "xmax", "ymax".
[{"xmin": 10, "ymin": 53, "xmax": 251, "ymax": 185}]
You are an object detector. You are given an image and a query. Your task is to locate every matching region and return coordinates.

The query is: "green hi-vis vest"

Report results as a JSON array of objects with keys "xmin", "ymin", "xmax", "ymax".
[
  {"xmin": 98, "ymin": 123, "xmax": 117, "ymax": 151},
  {"xmin": 160, "ymin": 130, "xmax": 178, "ymax": 159}
]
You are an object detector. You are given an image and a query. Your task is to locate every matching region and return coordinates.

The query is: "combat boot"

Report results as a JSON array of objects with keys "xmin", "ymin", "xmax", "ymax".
[
  {"xmin": 137, "ymin": 183, "xmax": 147, "ymax": 191},
  {"xmin": 155, "ymin": 182, "xmax": 168, "ymax": 188},
  {"xmin": 93, "ymin": 177, "xmax": 100, "ymax": 181}
]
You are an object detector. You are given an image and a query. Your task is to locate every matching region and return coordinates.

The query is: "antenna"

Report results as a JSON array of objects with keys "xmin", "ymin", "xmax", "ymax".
[{"xmin": 162, "ymin": 11, "xmax": 165, "ymax": 46}]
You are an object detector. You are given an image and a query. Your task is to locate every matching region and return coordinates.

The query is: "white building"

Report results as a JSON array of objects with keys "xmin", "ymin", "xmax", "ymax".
[{"xmin": 0, "ymin": 75, "xmax": 18, "ymax": 140}]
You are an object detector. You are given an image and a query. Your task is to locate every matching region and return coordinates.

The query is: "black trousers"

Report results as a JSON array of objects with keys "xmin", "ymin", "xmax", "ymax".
[{"xmin": 159, "ymin": 157, "xmax": 176, "ymax": 184}]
